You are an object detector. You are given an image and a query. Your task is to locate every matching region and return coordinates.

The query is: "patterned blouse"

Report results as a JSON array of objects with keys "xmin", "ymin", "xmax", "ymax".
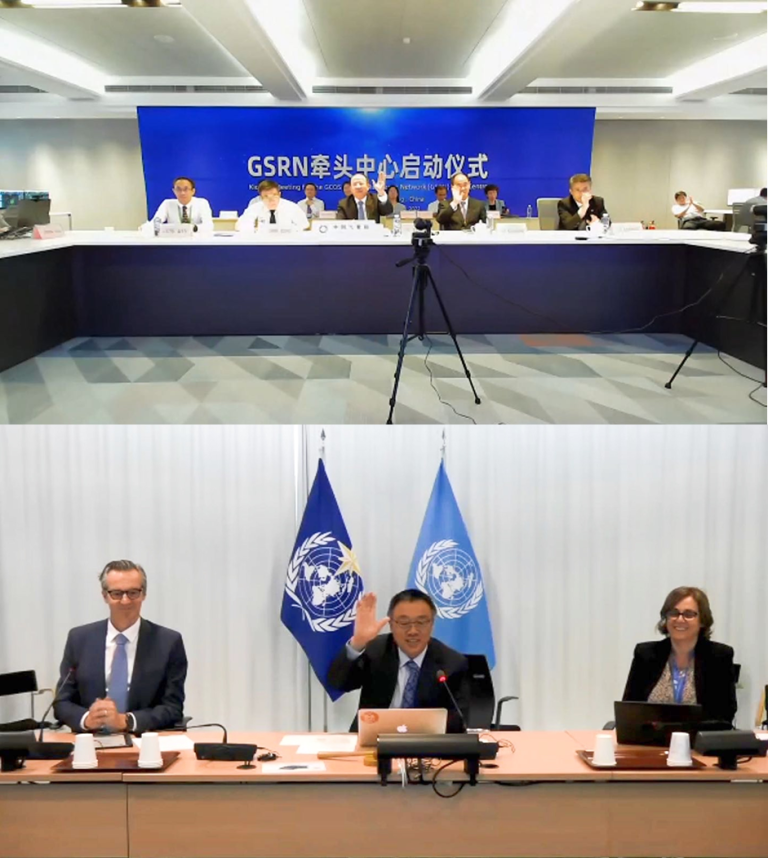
[{"xmin": 648, "ymin": 658, "xmax": 697, "ymax": 705}]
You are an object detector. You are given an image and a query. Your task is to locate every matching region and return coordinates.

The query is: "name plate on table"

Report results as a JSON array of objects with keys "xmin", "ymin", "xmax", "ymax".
[
  {"xmin": 33, "ymin": 223, "xmax": 65, "ymax": 240},
  {"xmin": 314, "ymin": 221, "xmax": 384, "ymax": 237},
  {"xmin": 158, "ymin": 224, "xmax": 194, "ymax": 237},
  {"xmin": 493, "ymin": 221, "xmax": 527, "ymax": 233}
]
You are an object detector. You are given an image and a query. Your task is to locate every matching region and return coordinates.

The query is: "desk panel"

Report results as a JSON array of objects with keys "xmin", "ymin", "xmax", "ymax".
[{"xmin": 0, "ymin": 784, "xmax": 127, "ymax": 858}]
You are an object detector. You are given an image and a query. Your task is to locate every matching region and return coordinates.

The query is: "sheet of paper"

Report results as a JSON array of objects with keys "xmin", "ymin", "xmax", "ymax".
[
  {"xmin": 132, "ymin": 735, "xmax": 194, "ymax": 752},
  {"xmin": 295, "ymin": 735, "xmax": 358, "ymax": 755},
  {"xmin": 755, "ymin": 731, "xmax": 768, "ymax": 741},
  {"xmin": 261, "ymin": 761, "xmax": 327, "ymax": 774},
  {"xmin": 279, "ymin": 734, "xmax": 310, "ymax": 746}
]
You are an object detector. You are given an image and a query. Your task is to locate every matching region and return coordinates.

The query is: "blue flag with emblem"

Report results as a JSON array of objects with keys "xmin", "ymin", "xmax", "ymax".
[
  {"xmin": 281, "ymin": 459, "xmax": 363, "ymax": 701},
  {"xmin": 407, "ymin": 461, "xmax": 496, "ymax": 667}
]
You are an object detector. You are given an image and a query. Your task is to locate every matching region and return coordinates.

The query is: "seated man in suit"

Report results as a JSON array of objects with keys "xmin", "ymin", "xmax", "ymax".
[
  {"xmin": 327, "ymin": 589, "xmax": 469, "ymax": 732},
  {"xmin": 54, "ymin": 560, "xmax": 187, "ymax": 734},
  {"xmin": 336, "ymin": 171, "xmax": 392, "ymax": 222},
  {"xmin": 145, "ymin": 176, "xmax": 214, "ymax": 233},
  {"xmin": 435, "ymin": 172, "xmax": 487, "ymax": 231},
  {"xmin": 427, "ymin": 185, "xmax": 448, "ymax": 215},
  {"xmin": 236, "ymin": 179, "xmax": 309, "ymax": 232},
  {"xmin": 557, "ymin": 173, "xmax": 608, "ymax": 230}
]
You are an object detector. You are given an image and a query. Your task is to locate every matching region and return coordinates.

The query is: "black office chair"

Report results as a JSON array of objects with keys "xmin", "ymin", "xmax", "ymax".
[
  {"xmin": 0, "ymin": 670, "xmax": 51, "ymax": 732},
  {"xmin": 464, "ymin": 654, "xmax": 520, "ymax": 731}
]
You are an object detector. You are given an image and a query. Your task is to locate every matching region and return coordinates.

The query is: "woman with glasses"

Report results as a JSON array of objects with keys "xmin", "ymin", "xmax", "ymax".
[{"xmin": 622, "ymin": 586, "xmax": 737, "ymax": 724}]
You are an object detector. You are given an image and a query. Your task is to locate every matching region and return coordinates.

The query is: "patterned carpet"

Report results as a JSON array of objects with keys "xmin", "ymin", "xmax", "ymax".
[{"xmin": 0, "ymin": 333, "xmax": 764, "ymax": 424}]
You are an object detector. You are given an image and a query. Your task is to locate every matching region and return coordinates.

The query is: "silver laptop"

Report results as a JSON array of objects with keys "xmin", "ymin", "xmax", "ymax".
[{"xmin": 357, "ymin": 708, "xmax": 448, "ymax": 749}]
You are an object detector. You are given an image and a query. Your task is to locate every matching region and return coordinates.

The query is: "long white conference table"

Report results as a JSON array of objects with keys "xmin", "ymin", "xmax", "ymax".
[
  {"xmin": 0, "ymin": 229, "xmax": 764, "ymax": 375},
  {"xmin": 1, "ymin": 729, "xmax": 767, "ymax": 858}
]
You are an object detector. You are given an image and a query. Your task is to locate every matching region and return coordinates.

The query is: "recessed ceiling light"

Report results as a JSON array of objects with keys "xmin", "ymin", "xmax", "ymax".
[
  {"xmin": 154, "ymin": 34, "xmax": 174, "ymax": 43},
  {"xmin": 402, "ymin": 37, "xmax": 411, "ymax": 44}
]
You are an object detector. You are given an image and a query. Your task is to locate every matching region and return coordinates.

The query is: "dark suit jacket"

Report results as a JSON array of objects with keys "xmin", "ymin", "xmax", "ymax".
[
  {"xmin": 435, "ymin": 197, "xmax": 487, "ymax": 230},
  {"xmin": 327, "ymin": 634, "xmax": 470, "ymax": 732},
  {"xmin": 557, "ymin": 194, "xmax": 608, "ymax": 230},
  {"xmin": 336, "ymin": 193, "xmax": 392, "ymax": 223},
  {"xmin": 622, "ymin": 636, "xmax": 737, "ymax": 725},
  {"xmin": 54, "ymin": 618, "xmax": 187, "ymax": 734}
]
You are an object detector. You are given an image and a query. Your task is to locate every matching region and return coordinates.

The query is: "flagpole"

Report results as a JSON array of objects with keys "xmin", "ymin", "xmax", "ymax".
[
  {"xmin": 319, "ymin": 427, "xmax": 330, "ymax": 734},
  {"xmin": 441, "ymin": 427, "xmax": 447, "ymax": 463},
  {"xmin": 297, "ymin": 425, "xmax": 313, "ymax": 733}
]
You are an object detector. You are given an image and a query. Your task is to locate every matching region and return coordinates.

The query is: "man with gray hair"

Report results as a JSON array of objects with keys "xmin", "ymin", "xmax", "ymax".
[{"xmin": 54, "ymin": 560, "xmax": 187, "ymax": 734}]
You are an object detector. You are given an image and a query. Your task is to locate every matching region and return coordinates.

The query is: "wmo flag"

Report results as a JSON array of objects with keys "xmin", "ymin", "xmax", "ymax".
[
  {"xmin": 407, "ymin": 461, "xmax": 496, "ymax": 667},
  {"xmin": 281, "ymin": 459, "xmax": 363, "ymax": 700}
]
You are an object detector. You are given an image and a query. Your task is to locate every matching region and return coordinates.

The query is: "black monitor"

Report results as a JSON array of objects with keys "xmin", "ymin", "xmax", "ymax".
[
  {"xmin": 17, "ymin": 198, "xmax": 51, "ymax": 228},
  {"xmin": 614, "ymin": 700, "xmax": 730, "ymax": 746}
]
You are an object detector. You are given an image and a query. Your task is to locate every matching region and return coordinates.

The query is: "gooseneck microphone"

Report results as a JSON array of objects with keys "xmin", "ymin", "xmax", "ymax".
[
  {"xmin": 38, "ymin": 667, "xmax": 76, "ymax": 742},
  {"xmin": 436, "ymin": 669, "xmax": 468, "ymax": 733}
]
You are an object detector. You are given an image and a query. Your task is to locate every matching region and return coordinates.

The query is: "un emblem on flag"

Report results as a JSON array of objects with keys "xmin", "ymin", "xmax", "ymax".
[
  {"xmin": 416, "ymin": 539, "xmax": 484, "ymax": 620},
  {"xmin": 285, "ymin": 532, "xmax": 363, "ymax": 632}
]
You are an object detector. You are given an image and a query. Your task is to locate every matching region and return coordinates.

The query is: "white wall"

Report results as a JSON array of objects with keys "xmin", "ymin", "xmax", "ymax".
[
  {"xmin": 1, "ymin": 117, "xmax": 764, "ymax": 231},
  {"xmin": 0, "ymin": 425, "xmax": 765, "ymax": 735},
  {"xmin": 0, "ymin": 119, "xmax": 146, "ymax": 230},
  {"xmin": 592, "ymin": 119, "xmax": 767, "ymax": 229}
]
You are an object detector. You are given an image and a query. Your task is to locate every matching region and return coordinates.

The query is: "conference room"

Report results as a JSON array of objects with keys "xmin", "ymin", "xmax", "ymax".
[
  {"xmin": 0, "ymin": 0, "xmax": 765, "ymax": 425},
  {"xmin": 0, "ymin": 424, "xmax": 766, "ymax": 858}
]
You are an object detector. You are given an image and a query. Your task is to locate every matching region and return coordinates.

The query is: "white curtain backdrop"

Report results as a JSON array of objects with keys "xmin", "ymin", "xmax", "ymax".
[{"xmin": 0, "ymin": 426, "xmax": 765, "ymax": 733}]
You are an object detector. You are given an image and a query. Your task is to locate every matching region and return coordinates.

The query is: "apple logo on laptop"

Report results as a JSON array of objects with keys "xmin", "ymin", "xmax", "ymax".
[{"xmin": 397, "ymin": 725, "xmax": 409, "ymax": 733}]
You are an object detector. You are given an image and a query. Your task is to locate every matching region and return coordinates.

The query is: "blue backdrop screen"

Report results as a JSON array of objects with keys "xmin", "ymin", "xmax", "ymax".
[{"xmin": 137, "ymin": 106, "xmax": 595, "ymax": 217}]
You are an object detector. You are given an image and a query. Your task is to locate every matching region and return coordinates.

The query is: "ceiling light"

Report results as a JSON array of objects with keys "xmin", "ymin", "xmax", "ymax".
[
  {"xmin": 676, "ymin": 2, "xmax": 767, "ymax": 11},
  {"xmin": 22, "ymin": 1, "xmax": 124, "ymax": 7},
  {"xmin": 153, "ymin": 34, "xmax": 174, "ymax": 43},
  {"xmin": 634, "ymin": 0, "xmax": 767, "ymax": 9},
  {"xmin": 402, "ymin": 37, "xmax": 411, "ymax": 44}
]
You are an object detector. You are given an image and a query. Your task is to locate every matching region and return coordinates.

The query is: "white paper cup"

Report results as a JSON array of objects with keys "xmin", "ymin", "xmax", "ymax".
[
  {"xmin": 667, "ymin": 731, "xmax": 693, "ymax": 767},
  {"xmin": 592, "ymin": 732, "xmax": 617, "ymax": 766},
  {"xmin": 72, "ymin": 733, "xmax": 98, "ymax": 769},
  {"xmin": 137, "ymin": 732, "xmax": 163, "ymax": 768}
]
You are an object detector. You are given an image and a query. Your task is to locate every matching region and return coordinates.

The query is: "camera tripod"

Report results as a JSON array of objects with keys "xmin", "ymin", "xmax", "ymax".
[
  {"xmin": 666, "ymin": 245, "xmax": 766, "ymax": 391},
  {"xmin": 387, "ymin": 237, "xmax": 481, "ymax": 424}
]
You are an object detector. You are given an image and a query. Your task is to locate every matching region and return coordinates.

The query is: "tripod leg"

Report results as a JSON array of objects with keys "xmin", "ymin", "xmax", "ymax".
[
  {"xmin": 666, "ymin": 258, "xmax": 745, "ymax": 390},
  {"xmin": 387, "ymin": 267, "xmax": 423, "ymax": 424},
  {"xmin": 425, "ymin": 269, "xmax": 482, "ymax": 405}
]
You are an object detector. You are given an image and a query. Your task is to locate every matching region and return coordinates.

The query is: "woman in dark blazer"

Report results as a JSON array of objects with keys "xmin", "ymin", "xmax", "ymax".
[{"xmin": 622, "ymin": 586, "xmax": 737, "ymax": 725}]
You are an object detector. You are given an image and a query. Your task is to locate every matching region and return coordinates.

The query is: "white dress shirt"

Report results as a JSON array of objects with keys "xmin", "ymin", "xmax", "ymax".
[
  {"xmin": 299, "ymin": 197, "xmax": 325, "ymax": 218},
  {"xmin": 672, "ymin": 201, "xmax": 705, "ymax": 222},
  {"xmin": 148, "ymin": 198, "xmax": 214, "ymax": 231},
  {"xmin": 235, "ymin": 198, "xmax": 310, "ymax": 233},
  {"xmin": 79, "ymin": 617, "xmax": 141, "ymax": 731},
  {"xmin": 346, "ymin": 641, "xmax": 428, "ymax": 708}
]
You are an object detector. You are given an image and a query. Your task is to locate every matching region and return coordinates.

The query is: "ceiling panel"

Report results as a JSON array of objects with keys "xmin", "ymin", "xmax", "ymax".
[
  {"xmin": 303, "ymin": 0, "xmax": 507, "ymax": 78},
  {"xmin": 540, "ymin": 10, "xmax": 767, "ymax": 78},
  {"xmin": 0, "ymin": 7, "xmax": 251, "ymax": 76}
]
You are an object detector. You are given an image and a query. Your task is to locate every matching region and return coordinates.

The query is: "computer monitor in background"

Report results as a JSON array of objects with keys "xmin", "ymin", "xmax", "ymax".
[
  {"xmin": 17, "ymin": 199, "xmax": 51, "ymax": 229},
  {"xmin": 727, "ymin": 188, "xmax": 760, "ymax": 206}
]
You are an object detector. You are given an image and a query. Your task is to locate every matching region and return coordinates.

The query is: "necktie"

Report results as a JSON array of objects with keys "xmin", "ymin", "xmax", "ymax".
[
  {"xmin": 269, "ymin": 210, "xmax": 277, "ymax": 225},
  {"xmin": 357, "ymin": 199, "xmax": 366, "ymax": 221},
  {"xmin": 400, "ymin": 660, "xmax": 419, "ymax": 709},
  {"xmin": 108, "ymin": 633, "xmax": 129, "ymax": 714},
  {"xmin": 181, "ymin": 205, "xmax": 189, "ymax": 224},
  {"xmin": 460, "ymin": 201, "xmax": 467, "ymax": 223},
  {"xmin": 307, "ymin": 204, "xmax": 312, "ymax": 216}
]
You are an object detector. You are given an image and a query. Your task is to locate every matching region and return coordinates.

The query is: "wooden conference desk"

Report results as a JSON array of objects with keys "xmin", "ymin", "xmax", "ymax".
[
  {"xmin": 1, "ymin": 730, "xmax": 766, "ymax": 858},
  {"xmin": 0, "ymin": 229, "xmax": 764, "ymax": 375}
]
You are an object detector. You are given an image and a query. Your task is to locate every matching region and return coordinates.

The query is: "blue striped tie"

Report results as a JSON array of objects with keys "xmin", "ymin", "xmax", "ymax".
[
  {"xmin": 400, "ymin": 660, "xmax": 419, "ymax": 709},
  {"xmin": 357, "ymin": 199, "xmax": 366, "ymax": 220},
  {"xmin": 108, "ymin": 633, "xmax": 129, "ymax": 714}
]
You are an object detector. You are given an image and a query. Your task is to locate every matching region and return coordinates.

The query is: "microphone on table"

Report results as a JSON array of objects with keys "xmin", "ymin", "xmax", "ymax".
[
  {"xmin": 436, "ymin": 669, "xmax": 468, "ymax": 733},
  {"xmin": 38, "ymin": 666, "xmax": 76, "ymax": 742}
]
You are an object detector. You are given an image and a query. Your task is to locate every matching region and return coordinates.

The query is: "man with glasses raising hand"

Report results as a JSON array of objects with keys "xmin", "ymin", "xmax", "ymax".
[
  {"xmin": 328, "ymin": 589, "xmax": 470, "ymax": 732},
  {"xmin": 54, "ymin": 560, "xmax": 187, "ymax": 735}
]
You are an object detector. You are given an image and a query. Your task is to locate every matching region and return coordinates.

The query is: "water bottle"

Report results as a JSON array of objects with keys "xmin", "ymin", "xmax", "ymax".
[
  {"xmin": 526, "ymin": 204, "xmax": 533, "ymax": 219},
  {"xmin": 393, "ymin": 212, "xmax": 401, "ymax": 236},
  {"xmin": 600, "ymin": 212, "xmax": 611, "ymax": 234},
  {"xmin": 153, "ymin": 216, "xmax": 161, "ymax": 237}
]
